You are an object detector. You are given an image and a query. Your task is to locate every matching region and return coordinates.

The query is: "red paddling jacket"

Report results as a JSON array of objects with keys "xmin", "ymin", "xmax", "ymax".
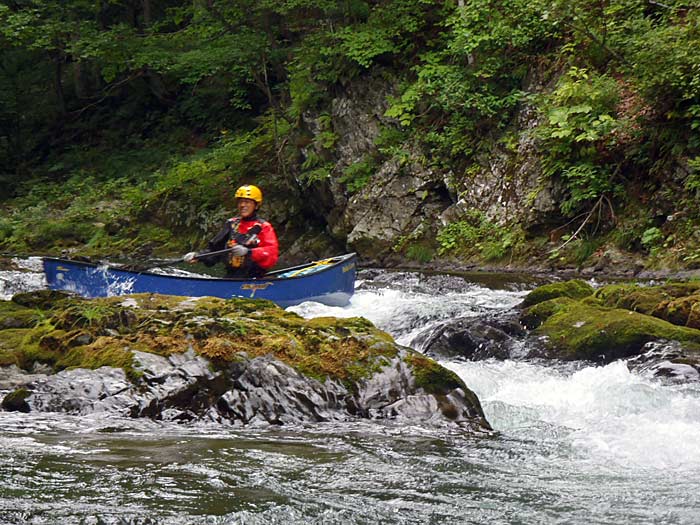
[{"xmin": 201, "ymin": 215, "xmax": 279, "ymax": 277}]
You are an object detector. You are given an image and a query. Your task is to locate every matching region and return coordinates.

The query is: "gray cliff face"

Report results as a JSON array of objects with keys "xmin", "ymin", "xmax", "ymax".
[
  {"xmin": 442, "ymin": 104, "xmax": 565, "ymax": 233},
  {"xmin": 1, "ymin": 349, "xmax": 491, "ymax": 432},
  {"xmin": 296, "ymin": 73, "xmax": 566, "ymax": 263},
  {"xmin": 342, "ymin": 158, "xmax": 450, "ymax": 261}
]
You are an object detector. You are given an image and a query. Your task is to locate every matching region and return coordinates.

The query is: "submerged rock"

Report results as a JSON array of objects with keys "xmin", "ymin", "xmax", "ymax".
[
  {"xmin": 626, "ymin": 340, "xmax": 700, "ymax": 382},
  {"xmin": 0, "ymin": 291, "xmax": 491, "ymax": 432},
  {"xmin": 413, "ymin": 312, "xmax": 527, "ymax": 361}
]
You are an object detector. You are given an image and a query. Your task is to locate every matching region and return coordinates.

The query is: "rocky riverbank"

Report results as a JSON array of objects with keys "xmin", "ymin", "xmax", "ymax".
[{"xmin": 0, "ymin": 290, "xmax": 491, "ymax": 432}]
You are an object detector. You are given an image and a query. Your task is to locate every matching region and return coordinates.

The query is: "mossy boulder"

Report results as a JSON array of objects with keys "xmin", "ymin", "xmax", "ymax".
[
  {"xmin": 0, "ymin": 291, "xmax": 490, "ymax": 429},
  {"xmin": 595, "ymin": 282, "xmax": 700, "ymax": 328},
  {"xmin": 523, "ymin": 299, "xmax": 700, "ymax": 362},
  {"xmin": 0, "ymin": 301, "xmax": 43, "ymax": 330},
  {"xmin": 651, "ymin": 294, "xmax": 700, "ymax": 329},
  {"xmin": 1, "ymin": 387, "xmax": 30, "ymax": 412},
  {"xmin": 520, "ymin": 297, "xmax": 577, "ymax": 330},
  {"xmin": 520, "ymin": 279, "xmax": 595, "ymax": 308},
  {"xmin": 0, "ymin": 292, "xmax": 399, "ymax": 385}
]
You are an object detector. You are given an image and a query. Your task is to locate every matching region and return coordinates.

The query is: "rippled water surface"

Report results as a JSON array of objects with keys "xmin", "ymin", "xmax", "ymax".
[{"xmin": 1, "ymin": 261, "xmax": 699, "ymax": 524}]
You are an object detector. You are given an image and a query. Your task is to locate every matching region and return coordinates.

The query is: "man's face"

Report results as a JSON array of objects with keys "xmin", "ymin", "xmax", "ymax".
[{"xmin": 237, "ymin": 198, "xmax": 257, "ymax": 218}]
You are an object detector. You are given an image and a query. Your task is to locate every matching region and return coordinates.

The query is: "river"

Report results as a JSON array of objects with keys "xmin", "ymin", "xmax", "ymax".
[{"xmin": 1, "ymin": 259, "xmax": 699, "ymax": 524}]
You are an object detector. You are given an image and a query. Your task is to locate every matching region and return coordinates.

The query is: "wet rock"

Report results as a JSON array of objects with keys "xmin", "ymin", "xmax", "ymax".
[
  {"xmin": 0, "ymin": 291, "xmax": 491, "ymax": 431},
  {"xmin": 25, "ymin": 366, "xmax": 135, "ymax": 415},
  {"xmin": 0, "ymin": 364, "xmax": 49, "ymax": 390},
  {"xmin": 1, "ymin": 386, "xmax": 30, "ymax": 412},
  {"xmin": 2, "ymin": 349, "xmax": 491, "ymax": 432},
  {"xmin": 413, "ymin": 312, "xmax": 526, "ymax": 361},
  {"xmin": 626, "ymin": 341, "xmax": 700, "ymax": 382},
  {"xmin": 519, "ymin": 296, "xmax": 700, "ymax": 363}
]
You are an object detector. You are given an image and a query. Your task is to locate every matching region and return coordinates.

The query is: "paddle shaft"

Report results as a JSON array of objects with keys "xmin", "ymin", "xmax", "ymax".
[{"xmin": 148, "ymin": 246, "xmax": 238, "ymax": 267}]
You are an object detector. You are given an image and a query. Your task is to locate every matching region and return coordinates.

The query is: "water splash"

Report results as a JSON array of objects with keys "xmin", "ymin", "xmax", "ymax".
[
  {"xmin": 445, "ymin": 359, "xmax": 700, "ymax": 472},
  {"xmin": 289, "ymin": 271, "xmax": 527, "ymax": 346},
  {"xmin": 0, "ymin": 257, "xmax": 47, "ymax": 300}
]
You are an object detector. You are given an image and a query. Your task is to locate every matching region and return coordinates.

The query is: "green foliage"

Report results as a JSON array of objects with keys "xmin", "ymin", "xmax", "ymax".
[
  {"xmin": 2, "ymin": 0, "xmax": 700, "ymax": 271},
  {"xmin": 686, "ymin": 157, "xmax": 700, "ymax": 195},
  {"xmin": 0, "ymin": 218, "xmax": 13, "ymax": 243},
  {"xmin": 437, "ymin": 211, "xmax": 521, "ymax": 261},
  {"xmin": 383, "ymin": 0, "xmax": 556, "ymax": 163},
  {"xmin": 641, "ymin": 227, "xmax": 664, "ymax": 252},
  {"xmin": 131, "ymin": 116, "xmax": 288, "ymax": 237},
  {"xmin": 619, "ymin": 7, "xmax": 700, "ymax": 122},
  {"xmin": 544, "ymin": 68, "xmax": 619, "ymax": 142},
  {"xmin": 339, "ymin": 157, "xmax": 376, "ymax": 193},
  {"xmin": 406, "ymin": 244, "xmax": 433, "ymax": 263},
  {"xmin": 299, "ymin": 164, "xmax": 333, "ymax": 186},
  {"xmin": 337, "ymin": 0, "xmax": 443, "ymax": 68},
  {"xmin": 538, "ymin": 67, "xmax": 623, "ymax": 214}
]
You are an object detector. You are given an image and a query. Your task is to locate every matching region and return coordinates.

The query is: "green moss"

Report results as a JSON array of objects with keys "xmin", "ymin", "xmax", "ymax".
[
  {"xmin": 521, "ymin": 279, "xmax": 595, "ymax": 308},
  {"xmin": 52, "ymin": 303, "xmax": 137, "ymax": 332},
  {"xmin": 0, "ymin": 327, "xmax": 53, "ymax": 369},
  {"xmin": 57, "ymin": 339, "xmax": 138, "ymax": 380},
  {"xmin": 520, "ymin": 297, "xmax": 577, "ymax": 329},
  {"xmin": 595, "ymin": 282, "xmax": 700, "ymax": 313},
  {"xmin": 12, "ymin": 290, "xmax": 77, "ymax": 310},
  {"xmin": 535, "ymin": 301, "xmax": 700, "ymax": 361},
  {"xmin": 654, "ymin": 294, "xmax": 700, "ymax": 328},
  {"xmin": 0, "ymin": 291, "xmax": 412, "ymax": 388},
  {"xmin": 0, "ymin": 301, "xmax": 42, "ymax": 329},
  {"xmin": 405, "ymin": 352, "xmax": 467, "ymax": 395},
  {"xmin": 689, "ymin": 302, "xmax": 700, "ymax": 329},
  {"xmin": 594, "ymin": 282, "xmax": 700, "ymax": 329}
]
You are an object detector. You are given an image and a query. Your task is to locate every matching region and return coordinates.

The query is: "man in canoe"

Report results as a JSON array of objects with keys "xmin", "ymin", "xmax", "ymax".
[{"xmin": 184, "ymin": 184, "xmax": 279, "ymax": 277}]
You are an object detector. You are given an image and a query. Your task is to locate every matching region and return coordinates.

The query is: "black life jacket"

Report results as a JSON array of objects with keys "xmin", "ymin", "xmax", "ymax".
[{"xmin": 225, "ymin": 218, "xmax": 264, "ymax": 269}]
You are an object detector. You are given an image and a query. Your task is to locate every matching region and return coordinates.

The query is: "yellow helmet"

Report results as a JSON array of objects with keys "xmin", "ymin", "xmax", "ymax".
[{"xmin": 235, "ymin": 184, "xmax": 263, "ymax": 205}]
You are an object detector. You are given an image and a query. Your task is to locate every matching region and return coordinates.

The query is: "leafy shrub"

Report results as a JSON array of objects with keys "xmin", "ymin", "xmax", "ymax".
[
  {"xmin": 538, "ymin": 67, "xmax": 623, "ymax": 214},
  {"xmin": 28, "ymin": 219, "xmax": 97, "ymax": 248},
  {"xmin": 0, "ymin": 219, "xmax": 14, "ymax": 243},
  {"xmin": 641, "ymin": 227, "xmax": 664, "ymax": 252},
  {"xmin": 406, "ymin": 244, "xmax": 433, "ymax": 263},
  {"xmin": 437, "ymin": 211, "xmax": 520, "ymax": 261},
  {"xmin": 340, "ymin": 157, "xmax": 377, "ymax": 194},
  {"xmin": 686, "ymin": 157, "xmax": 700, "ymax": 196}
]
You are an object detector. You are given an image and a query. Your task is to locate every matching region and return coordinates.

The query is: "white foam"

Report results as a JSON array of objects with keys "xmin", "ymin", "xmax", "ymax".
[
  {"xmin": 445, "ymin": 359, "xmax": 700, "ymax": 472},
  {"xmin": 0, "ymin": 257, "xmax": 47, "ymax": 300},
  {"xmin": 288, "ymin": 284, "xmax": 526, "ymax": 346}
]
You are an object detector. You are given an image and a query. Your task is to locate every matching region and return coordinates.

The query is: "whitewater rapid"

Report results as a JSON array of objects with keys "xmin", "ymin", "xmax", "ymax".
[{"xmin": 2, "ymin": 263, "xmax": 699, "ymax": 523}]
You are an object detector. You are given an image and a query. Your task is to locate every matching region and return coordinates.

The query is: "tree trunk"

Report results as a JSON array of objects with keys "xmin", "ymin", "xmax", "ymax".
[
  {"xmin": 142, "ymin": 0, "xmax": 152, "ymax": 26},
  {"xmin": 52, "ymin": 53, "xmax": 66, "ymax": 115}
]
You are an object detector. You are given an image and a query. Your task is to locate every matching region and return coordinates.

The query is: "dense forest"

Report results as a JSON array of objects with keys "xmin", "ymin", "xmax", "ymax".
[{"xmin": 1, "ymin": 0, "xmax": 699, "ymax": 273}]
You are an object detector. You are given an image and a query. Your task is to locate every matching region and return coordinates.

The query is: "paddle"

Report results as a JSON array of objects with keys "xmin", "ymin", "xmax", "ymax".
[{"xmin": 115, "ymin": 247, "xmax": 239, "ymax": 272}]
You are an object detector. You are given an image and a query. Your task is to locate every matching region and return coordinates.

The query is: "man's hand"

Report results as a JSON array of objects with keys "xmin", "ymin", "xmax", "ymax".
[
  {"xmin": 183, "ymin": 252, "xmax": 198, "ymax": 264},
  {"xmin": 230, "ymin": 244, "xmax": 249, "ymax": 257}
]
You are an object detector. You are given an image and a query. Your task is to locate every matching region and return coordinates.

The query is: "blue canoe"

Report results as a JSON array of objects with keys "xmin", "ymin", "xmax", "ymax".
[{"xmin": 43, "ymin": 254, "xmax": 357, "ymax": 308}]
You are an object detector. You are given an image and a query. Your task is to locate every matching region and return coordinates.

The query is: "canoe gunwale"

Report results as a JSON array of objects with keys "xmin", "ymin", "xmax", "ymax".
[{"xmin": 42, "ymin": 253, "xmax": 357, "ymax": 283}]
